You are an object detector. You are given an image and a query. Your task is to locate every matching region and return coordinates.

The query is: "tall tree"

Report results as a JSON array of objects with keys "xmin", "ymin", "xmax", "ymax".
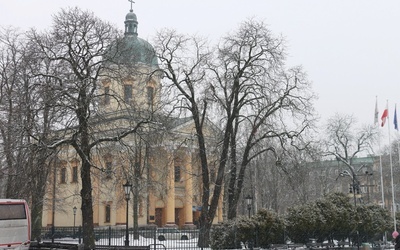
[
  {"xmin": 28, "ymin": 8, "xmax": 154, "ymax": 249},
  {"xmin": 154, "ymin": 19, "xmax": 316, "ymax": 246},
  {"xmin": 23, "ymin": 41, "xmax": 61, "ymax": 240},
  {"xmin": 0, "ymin": 27, "xmax": 29, "ymax": 199},
  {"xmin": 154, "ymin": 29, "xmax": 218, "ymax": 247},
  {"xmin": 0, "ymin": 27, "xmax": 58, "ymax": 239},
  {"xmin": 210, "ymin": 19, "xmax": 316, "ymax": 220},
  {"xmin": 323, "ymin": 114, "xmax": 378, "ymax": 198}
]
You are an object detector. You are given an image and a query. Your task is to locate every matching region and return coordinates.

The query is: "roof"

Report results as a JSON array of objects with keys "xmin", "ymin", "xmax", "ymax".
[{"xmin": 109, "ymin": 36, "xmax": 158, "ymax": 67}]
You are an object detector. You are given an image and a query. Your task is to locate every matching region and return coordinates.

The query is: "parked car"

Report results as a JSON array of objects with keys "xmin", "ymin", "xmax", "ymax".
[{"xmin": 156, "ymin": 228, "xmax": 191, "ymax": 241}]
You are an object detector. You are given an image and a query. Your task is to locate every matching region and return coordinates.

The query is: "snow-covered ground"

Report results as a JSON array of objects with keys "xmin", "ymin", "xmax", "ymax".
[
  {"xmin": 43, "ymin": 234, "xmax": 212, "ymax": 250},
  {"xmin": 97, "ymin": 234, "xmax": 206, "ymax": 249}
]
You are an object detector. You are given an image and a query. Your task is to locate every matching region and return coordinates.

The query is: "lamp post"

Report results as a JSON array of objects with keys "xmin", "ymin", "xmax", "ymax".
[
  {"xmin": 123, "ymin": 181, "xmax": 132, "ymax": 246},
  {"xmin": 339, "ymin": 170, "xmax": 360, "ymax": 206},
  {"xmin": 245, "ymin": 195, "xmax": 254, "ymax": 250},
  {"xmin": 73, "ymin": 206, "xmax": 77, "ymax": 239},
  {"xmin": 245, "ymin": 195, "xmax": 253, "ymax": 218},
  {"xmin": 339, "ymin": 170, "xmax": 360, "ymax": 250}
]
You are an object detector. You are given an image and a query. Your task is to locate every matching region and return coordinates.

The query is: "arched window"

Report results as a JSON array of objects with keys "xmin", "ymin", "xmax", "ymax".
[
  {"xmin": 60, "ymin": 168, "xmax": 67, "ymax": 184},
  {"xmin": 105, "ymin": 204, "xmax": 111, "ymax": 223},
  {"xmin": 104, "ymin": 86, "xmax": 110, "ymax": 105},
  {"xmin": 147, "ymin": 86, "xmax": 154, "ymax": 106},
  {"xmin": 124, "ymin": 85, "xmax": 132, "ymax": 102},
  {"xmin": 72, "ymin": 166, "xmax": 78, "ymax": 183}
]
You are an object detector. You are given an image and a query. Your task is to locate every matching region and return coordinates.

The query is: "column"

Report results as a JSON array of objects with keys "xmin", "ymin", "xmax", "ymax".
[
  {"xmin": 183, "ymin": 151, "xmax": 195, "ymax": 228},
  {"xmin": 165, "ymin": 149, "xmax": 175, "ymax": 226}
]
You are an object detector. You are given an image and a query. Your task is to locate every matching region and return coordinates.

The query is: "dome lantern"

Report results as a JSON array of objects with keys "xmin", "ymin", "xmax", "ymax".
[{"xmin": 125, "ymin": 0, "xmax": 138, "ymax": 36}]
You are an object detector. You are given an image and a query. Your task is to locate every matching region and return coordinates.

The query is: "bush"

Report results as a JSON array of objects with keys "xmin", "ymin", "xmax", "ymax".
[
  {"xmin": 210, "ymin": 209, "xmax": 286, "ymax": 249},
  {"xmin": 210, "ymin": 222, "xmax": 241, "ymax": 249},
  {"xmin": 253, "ymin": 209, "xmax": 286, "ymax": 247}
]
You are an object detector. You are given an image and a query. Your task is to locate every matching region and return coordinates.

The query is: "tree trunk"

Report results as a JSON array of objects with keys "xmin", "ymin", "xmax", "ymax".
[
  {"xmin": 133, "ymin": 162, "xmax": 140, "ymax": 240},
  {"xmin": 198, "ymin": 209, "xmax": 211, "ymax": 247},
  {"xmin": 80, "ymin": 158, "xmax": 95, "ymax": 249},
  {"xmin": 30, "ymin": 150, "xmax": 50, "ymax": 240},
  {"xmin": 31, "ymin": 197, "xmax": 44, "ymax": 241}
]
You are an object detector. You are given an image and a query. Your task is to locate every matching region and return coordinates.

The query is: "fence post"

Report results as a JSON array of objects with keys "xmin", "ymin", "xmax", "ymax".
[
  {"xmin": 153, "ymin": 227, "xmax": 157, "ymax": 250},
  {"xmin": 51, "ymin": 226, "xmax": 55, "ymax": 243},
  {"xmin": 108, "ymin": 226, "xmax": 111, "ymax": 246},
  {"xmin": 78, "ymin": 226, "xmax": 82, "ymax": 244}
]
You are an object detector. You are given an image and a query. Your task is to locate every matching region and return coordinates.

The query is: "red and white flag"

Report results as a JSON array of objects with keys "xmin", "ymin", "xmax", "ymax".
[
  {"xmin": 381, "ymin": 103, "xmax": 389, "ymax": 127},
  {"xmin": 374, "ymin": 97, "xmax": 379, "ymax": 126}
]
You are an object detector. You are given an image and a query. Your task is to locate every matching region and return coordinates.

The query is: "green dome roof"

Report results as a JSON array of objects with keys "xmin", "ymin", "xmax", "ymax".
[
  {"xmin": 105, "ymin": 8, "xmax": 158, "ymax": 68},
  {"xmin": 111, "ymin": 36, "xmax": 158, "ymax": 67}
]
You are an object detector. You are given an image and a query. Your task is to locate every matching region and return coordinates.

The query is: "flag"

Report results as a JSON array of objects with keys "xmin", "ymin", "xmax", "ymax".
[
  {"xmin": 394, "ymin": 104, "xmax": 398, "ymax": 130},
  {"xmin": 381, "ymin": 103, "xmax": 389, "ymax": 127},
  {"xmin": 374, "ymin": 97, "xmax": 379, "ymax": 126}
]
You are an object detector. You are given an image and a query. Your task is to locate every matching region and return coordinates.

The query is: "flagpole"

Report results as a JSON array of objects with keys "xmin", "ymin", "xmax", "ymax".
[
  {"xmin": 376, "ymin": 97, "xmax": 385, "ymax": 209},
  {"xmin": 387, "ymin": 101, "xmax": 396, "ymax": 231},
  {"xmin": 378, "ymin": 153, "xmax": 384, "ymax": 204},
  {"xmin": 396, "ymin": 104, "xmax": 400, "ymax": 233}
]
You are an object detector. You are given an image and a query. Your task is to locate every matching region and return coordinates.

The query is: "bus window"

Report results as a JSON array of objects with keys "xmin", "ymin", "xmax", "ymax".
[
  {"xmin": 0, "ymin": 204, "xmax": 27, "ymax": 220},
  {"xmin": 0, "ymin": 199, "xmax": 31, "ymax": 250}
]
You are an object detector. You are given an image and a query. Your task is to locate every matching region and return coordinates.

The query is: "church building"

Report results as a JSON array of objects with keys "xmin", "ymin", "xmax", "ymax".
[{"xmin": 41, "ymin": 5, "xmax": 223, "ymax": 229}]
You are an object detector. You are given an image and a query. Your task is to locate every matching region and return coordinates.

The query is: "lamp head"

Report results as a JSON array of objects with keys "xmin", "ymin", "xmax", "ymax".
[
  {"xmin": 245, "ymin": 194, "xmax": 253, "ymax": 206},
  {"xmin": 123, "ymin": 181, "xmax": 132, "ymax": 199}
]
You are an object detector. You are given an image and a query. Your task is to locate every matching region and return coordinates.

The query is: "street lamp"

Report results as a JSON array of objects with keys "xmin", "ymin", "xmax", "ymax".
[
  {"xmin": 245, "ymin": 195, "xmax": 254, "ymax": 250},
  {"xmin": 339, "ymin": 170, "xmax": 361, "ymax": 206},
  {"xmin": 123, "ymin": 181, "xmax": 132, "ymax": 246},
  {"xmin": 339, "ymin": 170, "xmax": 360, "ymax": 250},
  {"xmin": 245, "ymin": 194, "xmax": 253, "ymax": 218},
  {"xmin": 73, "ymin": 206, "xmax": 77, "ymax": 239}
]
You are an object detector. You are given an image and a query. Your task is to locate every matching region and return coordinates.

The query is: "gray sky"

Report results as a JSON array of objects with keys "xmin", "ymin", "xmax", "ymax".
[{"xmin": 1, "ymin": 0, "xmax": 400, "ymax": 133}]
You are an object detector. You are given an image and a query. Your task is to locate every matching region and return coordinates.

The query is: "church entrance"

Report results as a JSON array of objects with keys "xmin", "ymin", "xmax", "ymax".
[{"xmin": 155, "ymin": 208, "xmax": 163, "ymax": 227}]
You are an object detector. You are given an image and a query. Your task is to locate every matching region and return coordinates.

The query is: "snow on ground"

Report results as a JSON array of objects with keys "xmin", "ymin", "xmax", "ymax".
[{"xmin": 44, "ymin": 235, "xmax": 212, "ymax": 250}]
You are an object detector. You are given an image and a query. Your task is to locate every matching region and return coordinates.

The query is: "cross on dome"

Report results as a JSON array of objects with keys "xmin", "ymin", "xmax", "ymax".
[{"xmin": 128, "ymin": 0, "xmax": 135, "ymax": 12}]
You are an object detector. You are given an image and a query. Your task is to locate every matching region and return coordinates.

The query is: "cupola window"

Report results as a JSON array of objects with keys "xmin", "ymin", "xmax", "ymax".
[
  {"xmin": 147, "ymin": 86, "xmax": 154, "ymax": 106},
  {"xmin": 124, "ymin": 84, "xmax": 133, "ymax": 102},
  {"xmin": 104, "ymin": 86, "xmax": 110, "ymax": 105}
]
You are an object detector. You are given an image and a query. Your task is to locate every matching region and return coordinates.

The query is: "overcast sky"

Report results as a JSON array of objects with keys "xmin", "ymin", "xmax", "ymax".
[{"xmin": 1, "ymin": 0, "xmax": 400, "ymax": 138}]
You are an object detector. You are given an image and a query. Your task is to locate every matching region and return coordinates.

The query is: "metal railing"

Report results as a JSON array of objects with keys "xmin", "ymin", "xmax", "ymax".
[
  {"xmin": 38, "ymin": 226, "xmax": 388, "ymax": 250},
  {"xmin": 39, "ymin": 227, "xmax": 206, "ymax": 249}
]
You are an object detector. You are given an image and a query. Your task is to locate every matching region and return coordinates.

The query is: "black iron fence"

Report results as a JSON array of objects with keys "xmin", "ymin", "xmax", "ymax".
[
  {"xmin": 37, "ymin": 226, "xmax": 390, "ymax": 250},
  {"xmin": 39, "ymin": 226, "xmax": 205, "ymax": 249}
]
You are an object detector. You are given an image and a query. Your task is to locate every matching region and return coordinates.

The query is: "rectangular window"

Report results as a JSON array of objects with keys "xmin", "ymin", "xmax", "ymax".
[
  {"xmin": 60, "ymin": 168, "xmax": 67, "ymax": 184},
  {"xmin": 104, "ymin": 86, "xmax": 110, "ymax": 105},
  {"xmin": 174, "ymin": 166, "xmax": 181, "ymax": 182},
  {"xmin": 105, "ymin": 161, "xmax": 112, "ymax": 179},
  {"xmin": 105, "ymin": 204, "xmax": 111, "ymax": 223},
  {"xmin": 124, "ymin": 85, "xmax": 132, "ymax": 102},
  {"xmin": 72, "ymin": 166, "xmax": 78, "ymax": 183},
  {"xmin": 147, "ymin": 86, "xmax": 154, "ymax": 105}
]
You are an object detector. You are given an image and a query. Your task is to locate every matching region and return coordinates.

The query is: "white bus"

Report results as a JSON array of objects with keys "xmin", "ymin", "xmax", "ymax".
[{"xmin": 0, "ymin": 199, "xmax": 31, "ymax": 250}]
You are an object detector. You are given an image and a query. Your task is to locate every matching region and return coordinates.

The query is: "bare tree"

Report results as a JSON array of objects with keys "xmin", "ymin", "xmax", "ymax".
[
  {"xmin": 154, "ymin": 29, "xmax": 218, "ymax": 247},
  {"xmin": 210, "ymin": 19, "xmax": 316, "ymax": 220},
  {"xmin": 154, "ymin": 19, "xmax": 316, "ymax": 247},
  {"xmin": 0, "ymin": 27, "xmax": 29, "ymax": 198},
  {"xmin": 27, "ymin": 8, "xmax": 157, "ymax": 249},
  {"xmin": 251, "ymin": 140, "xmax": 323, "ymax": 214},
  {"xmin": 323, "ymin": 113, "xmax": 378, "ymax": 200},
  {"xmin": 0, "ymin": 27, "xmax": 60, "ymax": 239}
]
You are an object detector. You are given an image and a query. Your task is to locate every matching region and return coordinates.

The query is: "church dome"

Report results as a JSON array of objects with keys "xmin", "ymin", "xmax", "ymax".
[
  {"xmin": 105, "ymin": 8, "xmax": 158, "ymax": 68},
  {"xmin": 110, "ymin": 35, "xmax": 158, "ymax": 68}
]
